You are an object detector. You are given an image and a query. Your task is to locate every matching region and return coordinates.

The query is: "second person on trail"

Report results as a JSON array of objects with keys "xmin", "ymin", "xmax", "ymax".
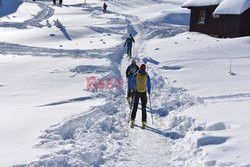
[
  {"xmin": 103, "ymin": 3, "xmax": 107, "ymax": 13},
  {"xmin": 126, "ymin": 58, "xmax": 139, "ymax": 101},
  {"xmin": 124, "ymin": 34, "xmax": 135, "ymax": 58},
  {"xmin": 130, "ymin": 64, "xmax": 151, "ymax": 129}
]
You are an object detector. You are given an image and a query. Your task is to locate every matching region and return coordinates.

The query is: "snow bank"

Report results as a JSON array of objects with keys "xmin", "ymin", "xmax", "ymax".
[
  {"xmin": 147, "ymin": 11, "xmax": 190, "ymax": 26},
  {"xmin": 144, "ymin": 31, "xmax": 250, "ymax": 166},
  {"xmin": 22, "ymin": 101, "xmax": 128, "ymax": 166}
]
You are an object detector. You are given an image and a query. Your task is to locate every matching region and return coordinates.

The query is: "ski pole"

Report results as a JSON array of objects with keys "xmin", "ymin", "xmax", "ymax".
[{"xmin": 149, "ymin": 94, "xmax": 154, "ymax": 125}]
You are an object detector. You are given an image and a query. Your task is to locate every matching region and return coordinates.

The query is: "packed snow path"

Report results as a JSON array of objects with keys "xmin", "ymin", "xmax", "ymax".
[{"xmin": 103, "ymin": 7, "xmax": 202, "ymax": 167}]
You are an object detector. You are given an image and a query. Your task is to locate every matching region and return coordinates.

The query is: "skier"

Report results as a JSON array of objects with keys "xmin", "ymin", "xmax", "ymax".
[
  {"xmin": 124, "ymin": 34, "xmax": 135, "ymax": 58},
  {"xmin": 126, "ymin": 59, "xmax": 139, "ymax": 105},
  {"xmin": 53, "ymin": 0, "xmax": 56, "ymax": 5},
  {"xmin": 103, "ymin": 3, "xmax": 107, "ymax": 13},
  {"xmin": 130, "ymin": 64, "xmax": 151, "ymax": 129}
]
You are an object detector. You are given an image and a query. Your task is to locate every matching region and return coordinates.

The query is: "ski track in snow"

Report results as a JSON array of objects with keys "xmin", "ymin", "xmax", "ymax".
[
  {"xmin": 4, "ymin": 1, "xmax": 238, "ymax": 167},
  {"xmin": 0, "ymin": 0, "xmax": 54, "ymax": 29},
  {"xmin": 201, "ymin": 93, "xmax": 250, "ymax": 103},
  {"xmin": 0, "ymin": 41, "xmax": 115, "ymax": 59}
]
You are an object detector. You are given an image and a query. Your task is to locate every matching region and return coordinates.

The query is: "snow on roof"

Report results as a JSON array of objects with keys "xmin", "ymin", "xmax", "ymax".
[
  {"xmin": 182, "ymin": 0, "xmax": 250, "ymax": 15},
  {"xmin": 182, "ymin": 0, "xmax": 223, "ymax": 8},
  {"xmin": 214, "ymin": 0, "xmax": 250, "ymax": 15}
]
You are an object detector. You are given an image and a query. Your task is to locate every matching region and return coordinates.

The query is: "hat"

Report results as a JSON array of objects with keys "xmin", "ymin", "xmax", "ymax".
[
  {"xmin": 140, "ymin": 64, "xmax": 146, "ymax": 70},
  {"xmin": 131, "ymin": 58, "xmax": 136, "ymax": 64}
]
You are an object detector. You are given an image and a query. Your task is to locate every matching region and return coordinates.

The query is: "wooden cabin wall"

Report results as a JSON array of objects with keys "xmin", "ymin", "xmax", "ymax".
[
  {"xmin": 189, "ymin": 6, "xmax": 224, "ymax": 36},
  {"xmin": 189, "ymin": 6, "xmax": 250, "ymax": 38},
  {"xmin": 221, "ymin": 15, "xmax": 241, "ymax": 37},
  {"xmin": 239, "ymin": 9, "xmax": 250, "ymax": 37}
]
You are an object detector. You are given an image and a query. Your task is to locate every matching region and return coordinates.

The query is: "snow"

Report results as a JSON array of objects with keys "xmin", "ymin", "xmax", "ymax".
[
  {"xmin": 182, "ymin": 0, "xmax": 223, "ymax": 8},
  {"xmin": 214, "ymin": 0, "xmax": 250, "ymax": 15},
  {"xmin": 1, "ymin": 0, "xmax": 250, "ymax": 166},
  {"xmin": 0, "ymin": 2, "xmax": 39, "ymax": 22},
  {"xmin": 183, "ymin": 0, "xmax": 250, "ymax": 15},
  {"xmin": 144, "ymin": 31, "xmax": 250, "ymax": 166}
]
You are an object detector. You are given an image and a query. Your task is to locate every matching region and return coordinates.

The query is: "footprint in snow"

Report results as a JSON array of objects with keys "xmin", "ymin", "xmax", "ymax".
[
  {"xmin": 194, "ymin": 122, "xmax": 230, "ymax": 131},
  {"xmin": 197, "ymin": 136, "xmax": 227, "ymax": 147},
  {"xmin": 50, "ymin": 34, "xmax": 55, "ymax": 37}
]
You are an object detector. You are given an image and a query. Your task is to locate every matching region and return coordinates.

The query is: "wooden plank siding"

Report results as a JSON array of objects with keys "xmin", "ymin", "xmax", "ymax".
[{"xmin": 239, "ymin": 9, "xmax": 250, "ymax": 37}]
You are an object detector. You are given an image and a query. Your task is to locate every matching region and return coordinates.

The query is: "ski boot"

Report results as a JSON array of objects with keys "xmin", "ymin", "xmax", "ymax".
[
  {"xmin": 141, "ymin": 122, "xmax": 146, "ymax": 129},
  {"xmin": 130, "ymin": 120, "xmax": 135, "ymax": 128}
]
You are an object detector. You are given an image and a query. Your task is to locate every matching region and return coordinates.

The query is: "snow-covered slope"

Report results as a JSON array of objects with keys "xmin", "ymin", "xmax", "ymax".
[
  {"xmin": 1, "ymin": 0, "xmax": 250, "ymax": 166},
  {"xmin": 144, "ymin": 32, "xmax": 250, "ymax": 166}
]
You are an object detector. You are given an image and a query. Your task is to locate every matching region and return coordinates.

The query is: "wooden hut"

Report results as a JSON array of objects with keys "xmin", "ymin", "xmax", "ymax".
[{"xmin": 182, "ymin": 0, "xmax": 250, "ymax": 38}]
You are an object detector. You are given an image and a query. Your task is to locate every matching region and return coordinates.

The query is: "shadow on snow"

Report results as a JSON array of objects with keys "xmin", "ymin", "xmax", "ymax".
[
  {"xmin": 59, "ymin": 26, "xmax": 72, "ymax": 40},
  {"xmin": 134, "ymin": 125, "xmax": 184, "ymax": 140},
  {"xmin": 37, "ymin": 96, "xmax": 93, "ymax": 107},
  {"xmin": 0, "ymin": 0, "xmax": 22, "ymax": 17}
]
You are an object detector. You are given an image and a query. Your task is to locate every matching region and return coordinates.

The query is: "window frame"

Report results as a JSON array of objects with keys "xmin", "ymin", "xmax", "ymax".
[{"xmin": 197, "ymin": 10, "xmax": 206, "ymax": 24}]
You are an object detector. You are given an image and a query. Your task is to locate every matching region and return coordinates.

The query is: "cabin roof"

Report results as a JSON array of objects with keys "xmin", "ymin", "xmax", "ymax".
[
  {"xmin": 182, "ymin": 0, "xmax": 223, "ymax": 8},
  {"xmin": 214, "ymin": 0, "xmax": 250, "ymax": 15},
  {"xmin": 182, "ymin": 0, "xmax": 250, "ymax": 15}
]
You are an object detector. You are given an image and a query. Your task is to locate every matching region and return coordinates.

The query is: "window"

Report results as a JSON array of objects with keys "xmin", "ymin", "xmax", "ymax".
[{"xmin": 198, "ymin": 10, "xmax": 206, "ymax": 24}]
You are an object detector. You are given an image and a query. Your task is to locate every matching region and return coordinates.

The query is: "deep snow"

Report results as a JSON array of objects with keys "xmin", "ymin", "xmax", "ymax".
[{"xmin": 1, "ymin": 0, "xmax": 250, "ymax": 166}]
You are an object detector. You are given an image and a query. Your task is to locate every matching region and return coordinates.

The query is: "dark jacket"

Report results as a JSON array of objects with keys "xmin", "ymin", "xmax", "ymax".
[
  {"xmin": 103, "ymin": 3, "xmax": 107, "ymax": 9},
  {"xmin": 124, "ymin": 36, "xmax": 135, "ymax": 48},
  {"xmin": 126, "ymin": 64, "xmax": 139, "ymax": 78}
]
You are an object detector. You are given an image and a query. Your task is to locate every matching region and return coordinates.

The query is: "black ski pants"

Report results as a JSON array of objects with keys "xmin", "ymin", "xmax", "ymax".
[
  {"xmin": 131, "ymin": 91, "xmax": 147, "ymax": 122},
  {"xmin": 127, "ymin": 45, "xmax": 132, "ymax": 56},
  {"xmin": 127, "ymin": 77, "xmax": 133, "ymax": 97}
]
